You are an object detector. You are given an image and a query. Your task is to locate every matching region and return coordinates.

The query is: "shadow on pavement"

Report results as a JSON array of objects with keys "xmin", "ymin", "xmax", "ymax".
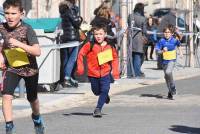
[
  {"xmin": 63, "ymin": 113, "xmax": 93, "ymax": 116},
  {"xmin": 140, "ymin": 94, "xmax": 164, "ymax": 99},
  {"xmin": 63, "ymin": 112, "xmax": 107, "ymax": 116},
  {"xmin": 169, "ymin": 125, "xmax": 200, "ymax": 134},
  {"xmin": 145, "ymin": 67, "xmax": 163, "ymax": 70},
  {"xmin": 48, "ymin": 92, "xmax": 85, "ymax": 95}
]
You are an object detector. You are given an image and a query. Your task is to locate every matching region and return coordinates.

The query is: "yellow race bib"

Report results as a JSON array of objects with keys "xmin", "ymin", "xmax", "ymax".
[
  {"xmin": 163, "ymin": 50, "xmax": 176, "ymax": 60},
  {"xmin": 97, "ymin": 49, "xmax": 113, "ymax": 65},
  {"xmin": 4, "ymin": 48, "xmax": 30, "ymax": 67}
]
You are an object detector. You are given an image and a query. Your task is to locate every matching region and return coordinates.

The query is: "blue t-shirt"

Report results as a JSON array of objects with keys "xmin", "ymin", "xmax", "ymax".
[{"xmin": 155, "ymin": 36, "xmax": 181, "ymax": 64}]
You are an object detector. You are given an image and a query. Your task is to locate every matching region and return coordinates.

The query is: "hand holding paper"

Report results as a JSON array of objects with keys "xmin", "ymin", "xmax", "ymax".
[{"xmin": 9, "ymin": 38, "xmax": 23, "ymax": 48}]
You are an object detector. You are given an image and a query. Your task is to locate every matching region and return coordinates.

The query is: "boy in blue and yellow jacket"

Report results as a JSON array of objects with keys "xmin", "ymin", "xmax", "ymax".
[{"xmin": 155, "ymin": 25, "xmax": 183, "ymax": 99}]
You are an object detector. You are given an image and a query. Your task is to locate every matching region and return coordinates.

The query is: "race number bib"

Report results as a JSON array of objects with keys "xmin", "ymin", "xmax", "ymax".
[
  {"xmin": 4, "ymin": 48, "xmax": 30, "ymax": 67},
  {"xmin": 97, "ymin": 49, "xmax": 113, "ymax": 65},
  {"xmin": 163, "ymin": 50, "xmax": 176, "ymax": 60}
]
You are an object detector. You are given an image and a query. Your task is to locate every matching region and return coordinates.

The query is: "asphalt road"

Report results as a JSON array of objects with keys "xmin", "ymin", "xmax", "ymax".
[{"xmin": 1, "ymin": 76, "xmax": 200, "ymax": 134}]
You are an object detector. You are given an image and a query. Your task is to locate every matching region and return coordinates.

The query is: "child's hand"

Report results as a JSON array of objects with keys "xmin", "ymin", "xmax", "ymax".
[
  {"xmin": 179, "ymin": 53, "xmax": 184, "ymax": 59},
  {"xmin": 76, "ymin": 68, "xmax": 84, "ymax": 76},
  {"xmin": 9, "ymin": 38, "xmax": 22, "ymax": 48},
  {"xmin": 0, "ymin": 54, "xmax": 6, "ymax": 69},
  {"xmin": 0, "ymin": 62, "xmax": 6, "ymax": 70},
  {"xmin": 163, "ymin": 47, "xmax": 168, "ymax": 52}
]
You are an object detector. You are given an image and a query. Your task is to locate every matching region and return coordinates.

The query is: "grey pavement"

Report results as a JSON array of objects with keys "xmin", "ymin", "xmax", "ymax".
[
  {"xmin": 1, "ymin": 72, "xmax": 200, "ymax": 134},
  {"xmin": 0, "ymin": 55, "xmax": 200, "ymax": 122}
]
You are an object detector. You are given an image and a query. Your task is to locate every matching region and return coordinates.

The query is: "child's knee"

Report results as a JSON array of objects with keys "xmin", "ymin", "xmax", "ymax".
[
  {"xmin": 165, "ymin": 70, "xmax": 172, "ymax": 76},
  {"xmin": 27, "ymin": 94, "xmax": 38, "ymax": 103},
  {"xmin": 2, "ymin": 94, "xmax": 13, "ymax": 100},
  {"xmin": 92, "ymin": 89, "xmax": 100, "ymax": 96}
]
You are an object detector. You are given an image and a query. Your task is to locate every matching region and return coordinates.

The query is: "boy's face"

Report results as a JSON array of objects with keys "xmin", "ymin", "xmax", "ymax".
[
  {"xmin": 4, "ymin": 6, "xmax": 23, "ymax": 28},
  {"xmin": 94, "ymin": 29, "xmax": 106, "ymax": 44},
  {"xmin": 164, "ymin": 28, "xmax": 172, "ymax": 39}
]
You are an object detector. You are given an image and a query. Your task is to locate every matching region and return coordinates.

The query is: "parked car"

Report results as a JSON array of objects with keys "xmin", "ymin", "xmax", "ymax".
[
  {"xmin": 152, "ymin": 8, "xmax": 187, "ymax": 31},
  {"xmin": 153, "ymin": 8, "xmax": 200, "ymax": 41}
]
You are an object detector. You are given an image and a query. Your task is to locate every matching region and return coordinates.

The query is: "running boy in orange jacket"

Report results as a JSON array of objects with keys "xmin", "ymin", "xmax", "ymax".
[{"xmin": 77, "ymin": 24, "xmax": 119, "ymax": 118}]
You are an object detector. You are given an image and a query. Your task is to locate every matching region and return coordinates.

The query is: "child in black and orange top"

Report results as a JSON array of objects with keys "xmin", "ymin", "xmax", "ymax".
[
  {"xmin": 77, "ymin": 24, "xmax": 119, "ymax": 118},
  {"xmin": 0, "ymin": 0, "xmax": 44, "ymax": 133}
]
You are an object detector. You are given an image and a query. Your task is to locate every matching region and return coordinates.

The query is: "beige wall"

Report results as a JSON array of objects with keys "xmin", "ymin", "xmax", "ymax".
[
  {"xmin": 80, "ymin": 0, "xmax": 103, "ymax": 23},
  {"xmin": 144, "ymin": 0, "xmax": 161, "ymax": 16},
  {"xmin": 29, "ymin": 0, "xmax": 104, "ymax": 20},
  {"xmin": 143, "ymin": 0, "xmax": 194, "ymax": 17},
  {"xmin": 0, "ymin": 0, "xmax": 196, "ymax": 20},
  {"xmin": 0, "ymin": 0, "xmax": 4, "ymax": 6},
  {"xmin": 0, "ymin": 0, "xmax": 104, "ymax": 19}
]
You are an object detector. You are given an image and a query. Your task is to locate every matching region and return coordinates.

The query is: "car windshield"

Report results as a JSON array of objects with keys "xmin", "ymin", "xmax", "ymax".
[{"xmin": 153, "ymin": 9, "xmax": 170, "ymax": 18}]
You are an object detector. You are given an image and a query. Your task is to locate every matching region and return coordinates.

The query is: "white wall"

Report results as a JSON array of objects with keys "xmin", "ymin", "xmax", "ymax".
[{"xmin": 0, "ymin": 0, "xmax": 5, "ymax": 6}]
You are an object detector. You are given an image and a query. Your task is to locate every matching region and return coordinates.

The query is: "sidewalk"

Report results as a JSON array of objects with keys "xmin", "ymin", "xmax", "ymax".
[{"xmin": 1, "ymin": 58, "xmax": 200, "ymax": 122}]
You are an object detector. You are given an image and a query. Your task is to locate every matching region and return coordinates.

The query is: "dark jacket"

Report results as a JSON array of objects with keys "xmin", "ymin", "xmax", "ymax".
[
  {"xmin": 147, "ymin": 24, "xmax": 157, "ymax": 43},
  {"xmin": 59, "ymin": 1, "xmax": 82, "ymax": 42},
  {"xmin": 128, "ymin": 12, "xmax": 147, "ymax": 53}
]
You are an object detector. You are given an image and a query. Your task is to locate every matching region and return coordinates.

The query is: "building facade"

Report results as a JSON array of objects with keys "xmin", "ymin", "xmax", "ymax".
[{"xmin": 0, "ymin": 0, "xmax": 198, "ymax": 22}]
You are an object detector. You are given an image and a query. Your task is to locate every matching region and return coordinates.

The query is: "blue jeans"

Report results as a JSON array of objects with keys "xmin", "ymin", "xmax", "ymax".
[
  {"xmin": 63, "ymin": 46, "xmax": 79, "ymax": 79},
  {"xmin": 89, "ymin": 74, "xmax": 111, "ymax": 110},
  {"xmin": 132, "ymin": 52, "xmax": 143, "ymax": 77}
]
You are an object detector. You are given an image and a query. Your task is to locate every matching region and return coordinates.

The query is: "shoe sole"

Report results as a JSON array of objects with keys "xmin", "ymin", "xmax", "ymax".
[
  {"xmin": 93, "ymin": 114, "xmax": 102, "ymax": 118},
  {"xmin": 167, "ymin": 97, "xmax": 174, "ymax": 100}
]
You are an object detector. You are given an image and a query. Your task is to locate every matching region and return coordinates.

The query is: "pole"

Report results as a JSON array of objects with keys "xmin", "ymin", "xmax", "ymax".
[
  {"xmin": 120, "ymin": 0, "xmax": 128, "ymax": 77},
  {"xmin": 188, "ymin": 0, "xmax": 194, "ymax": 67}
]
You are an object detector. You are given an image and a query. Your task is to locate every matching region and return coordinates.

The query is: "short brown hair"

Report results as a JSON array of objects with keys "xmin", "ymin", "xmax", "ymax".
[
  {"xmin": 92, "ymin": 24, "xmax": 107, "ymax": 33},
  {"xmin": 3, "ymin": 0, "xmax": 23, "ymax": 12},
  {"xmin": 163, "ymin": 24, "xmax": 175, "ymax": 33}
]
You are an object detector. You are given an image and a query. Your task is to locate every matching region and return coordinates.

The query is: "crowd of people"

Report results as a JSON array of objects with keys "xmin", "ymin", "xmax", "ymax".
[{"xmin": 0, "ymin": 0, "xmax": 184, "ymax": 134}]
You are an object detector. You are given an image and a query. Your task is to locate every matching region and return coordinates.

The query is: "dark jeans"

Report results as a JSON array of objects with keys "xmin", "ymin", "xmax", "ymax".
[
  {"xmin": 88, "ymin": 74, "xmax": 111, "ymax": 110},
  {"xmin": 60, "ymin": 46, "xmax": 79, "ymax": 82},
  {"xmin": 132, "ymin": 52, "xmax": 143, "ymax": 77}
]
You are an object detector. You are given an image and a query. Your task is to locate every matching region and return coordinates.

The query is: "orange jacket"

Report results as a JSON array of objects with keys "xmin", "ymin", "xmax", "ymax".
[{"xmin": 77, "ymin": 42, "xmax": 119, "ymax": 79}]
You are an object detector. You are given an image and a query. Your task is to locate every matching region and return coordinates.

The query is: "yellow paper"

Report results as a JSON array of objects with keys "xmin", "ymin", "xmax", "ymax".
[
  {"xmin": 97, "ymin": 49, "xmax": 113, "ymax": 65},
  {"xmin": 4, "ymin": 48, "xmax": 30, "ymax": 67},
  {"xmin": 163, "ymin": 50, "xmax": 176, "ymax": 60}
]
